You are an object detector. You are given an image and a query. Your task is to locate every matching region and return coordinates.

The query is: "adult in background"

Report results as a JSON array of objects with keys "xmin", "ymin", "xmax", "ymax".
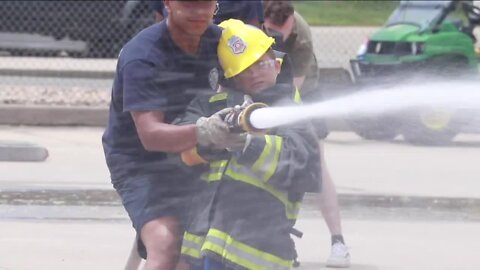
[
  {"xmin": 102, "ymin": 1, "xmax": 227, "ymax": 269},
  {"xmin": 264, "ymin": 0, "xmax": 351, "ymax": 268},
  {"xmin": 264, "ymin": 0, "xmax": 318, "ymax": 96}
]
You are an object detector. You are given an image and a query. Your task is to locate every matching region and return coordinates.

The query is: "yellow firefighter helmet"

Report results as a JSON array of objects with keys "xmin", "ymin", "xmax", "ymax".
[{"xmin": 218, "ymin": 19, "xmax": 275, "ymax": 79}]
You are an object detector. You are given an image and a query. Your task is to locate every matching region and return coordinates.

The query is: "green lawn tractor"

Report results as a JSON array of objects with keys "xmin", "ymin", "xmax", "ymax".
[{"xmin": 349, "ymin": 0, "xmax": 480, "ymax": 144}]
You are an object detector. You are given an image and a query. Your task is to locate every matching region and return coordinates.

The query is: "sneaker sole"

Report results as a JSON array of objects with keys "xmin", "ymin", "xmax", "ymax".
[{"xmin": 326, "ymin": 258, "xmax": 351, "ymax": 268}]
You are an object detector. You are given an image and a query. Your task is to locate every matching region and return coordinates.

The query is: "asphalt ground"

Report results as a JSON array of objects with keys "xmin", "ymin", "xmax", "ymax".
[
  {"xmin": 2, "ymin": 127, "xmax": 480, "ymax": 270},
  {"xmin": 1, "ymin": 126, "xmax": 480, "ymax": 205},
  {"xmin": 2, "ymin": 218, "xmax": 479, "ymax": 270}
]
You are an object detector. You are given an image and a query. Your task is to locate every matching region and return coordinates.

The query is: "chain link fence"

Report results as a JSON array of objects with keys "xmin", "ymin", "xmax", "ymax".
[
  {"xmin": 0, "ymin": 1, "xmax": 154, "ymax": 108},
  {"xmin": 0, "ymin": 1, "xmax": 479, "ymax": 109},
  {"xmin": 0, "ymin": 1, "xmax": 153, "ymax": 58}
]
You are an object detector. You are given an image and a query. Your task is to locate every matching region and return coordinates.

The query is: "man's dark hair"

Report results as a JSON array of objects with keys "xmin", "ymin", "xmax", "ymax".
[{"xmin": 264, "ymin": 0, "xmax": 294, "ymax": 26}]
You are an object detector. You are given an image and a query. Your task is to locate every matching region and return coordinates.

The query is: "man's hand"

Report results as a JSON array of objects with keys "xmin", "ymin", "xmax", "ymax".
[
  {"xmin": 196, "ymin": 108, "xmax": 231, "ymax": 147},
  {"xmin": 196, "ymin": 108, "xmax": 247, "ymax": 150}
]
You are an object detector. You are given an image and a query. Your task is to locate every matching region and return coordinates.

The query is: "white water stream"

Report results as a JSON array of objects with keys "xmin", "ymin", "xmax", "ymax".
[{"xmin": 250, "ymin": 81, "xmax": 480, "ymax": 129}]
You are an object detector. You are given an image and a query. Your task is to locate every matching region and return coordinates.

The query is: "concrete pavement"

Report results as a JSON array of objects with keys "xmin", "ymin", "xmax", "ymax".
[
  {"xmin": 1, "ymin": 125, "xmax": 480, "ymax": 202},
  {"xmin": 2, "ymin": 126, "xmax": 480, "ymax": 270},
  {"xmin": 0, "ymin": 126, "xmax": 110, "ymax": 190},
  {"xmin": 1, "ymin": 217, "xmax": 480, "ymax": 270}
]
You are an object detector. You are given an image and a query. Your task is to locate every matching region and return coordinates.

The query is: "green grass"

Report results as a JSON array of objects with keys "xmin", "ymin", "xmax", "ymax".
[{"xmin": 293, "ymin": 0, "xmax": 399, "ymax": 26}]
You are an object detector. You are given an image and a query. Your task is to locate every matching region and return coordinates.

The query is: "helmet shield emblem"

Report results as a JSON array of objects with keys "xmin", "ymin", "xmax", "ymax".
[{"xmin": 227, "ymin": 35, "xmax": 246, "ymax": 54}]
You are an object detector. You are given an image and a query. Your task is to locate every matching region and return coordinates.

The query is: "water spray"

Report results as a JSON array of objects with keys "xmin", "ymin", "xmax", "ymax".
[{"xmin": 228, "ymin": 81, "xmax": 480, "ymax": 133}]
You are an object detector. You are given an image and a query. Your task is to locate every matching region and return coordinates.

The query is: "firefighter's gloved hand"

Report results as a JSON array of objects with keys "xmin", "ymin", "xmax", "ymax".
[
  {"xmin": 224, "ymin": 132, "xmax": 249, "ymax": 152},
  {"xmin": 202, "ymin": 125, "xmax": 248, "ymax": 150},
  {"xmin": 196, "ymin": 108, "xmax": 233, "ymax": 147}
]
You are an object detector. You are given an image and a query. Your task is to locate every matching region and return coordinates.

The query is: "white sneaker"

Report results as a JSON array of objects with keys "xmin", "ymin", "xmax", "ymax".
[{"xmin": 326, "ymin": 242, "xmax": 351, "ymax": 268}]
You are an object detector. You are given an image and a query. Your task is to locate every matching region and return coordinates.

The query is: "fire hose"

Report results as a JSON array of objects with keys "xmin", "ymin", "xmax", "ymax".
[{"xmin": 224, "ymin": 102, "xmax": 269, "ymax": 133}]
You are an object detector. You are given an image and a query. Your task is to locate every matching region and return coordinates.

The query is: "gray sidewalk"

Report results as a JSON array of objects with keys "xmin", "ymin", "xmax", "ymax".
[
  {"xmin": 1, "ymin": 125, "xmax": 480, "ymax": 208},
  {"xmin": 2, "ymin": 126, "xmax": 480, "ymax": 270},
  {"xmin": 2, "ymin": 217, "xmax": 480, "ymax": 270}
]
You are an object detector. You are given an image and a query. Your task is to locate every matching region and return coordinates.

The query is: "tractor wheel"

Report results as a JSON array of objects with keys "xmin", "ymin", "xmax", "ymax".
[
  {"xmin": 348, "ymin": 117, "xmax": 399, "ymax": 141},
  {"xmin": 400, "ymin": 55, "xmax": 467, "ymax": 145},
  {"xmin": 402, "ymin": 109, "xmax": 457, "ymax": 145}
]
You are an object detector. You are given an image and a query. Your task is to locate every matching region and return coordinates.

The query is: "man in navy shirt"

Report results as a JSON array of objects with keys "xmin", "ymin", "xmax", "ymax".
[
  {"xmin": 214, "ymin": 0, "xmax": 264, "ymax": 27},
  {"xmin": 148, "ymin": 0, "xmax": 264, "ymax": 26},
  {"xmin": 102, "ymin": 1, "xmax": 233, "ymax": 269}
]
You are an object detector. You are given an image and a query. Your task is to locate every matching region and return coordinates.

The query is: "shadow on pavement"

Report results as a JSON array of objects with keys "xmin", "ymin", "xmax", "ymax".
[
  {"xmin": 298, "ymin": 262, "xmax": 378, "ymax": 270},
  {"xmin": 326, "ymin": 135, "xmax": 480, "ymax": 148}
]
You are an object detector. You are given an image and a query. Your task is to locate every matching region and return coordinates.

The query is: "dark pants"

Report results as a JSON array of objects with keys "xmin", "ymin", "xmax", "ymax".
[
  {"xmin": 113, "ymin": 173, "xmax": 197, "ymax": 258},
  {"xmin": 191, "ymin": 257, "xmax": 228, "ymax": 270}
]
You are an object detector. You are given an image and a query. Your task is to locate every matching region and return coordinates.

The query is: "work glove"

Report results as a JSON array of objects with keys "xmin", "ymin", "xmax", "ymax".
[
  {"xmin": 196, "ymin": 108, "xmax": 247, "ymax": 150},
  {"xmin": 196, "ymin": 107, "xmax": 231, "ymax": 147}
]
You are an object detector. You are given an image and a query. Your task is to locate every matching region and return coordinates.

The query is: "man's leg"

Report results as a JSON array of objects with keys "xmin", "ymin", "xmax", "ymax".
[
  {"xmin": 114, "ymin": 175, "xmax": 194, "ymax": 270},
  {"xmin": 318, "ymin": 142, "xmax": 343, "ymax": 237},
  {"xmin": 318, "ymin": 169, "xmax": 343, "ymax": 237},
  {"xmin": 141, "ymin": 216, "xmax": 183, "ymax": 270},
  {"xmin": 318, "ymin": 143, "xmax": 350, "ymax": 268}
]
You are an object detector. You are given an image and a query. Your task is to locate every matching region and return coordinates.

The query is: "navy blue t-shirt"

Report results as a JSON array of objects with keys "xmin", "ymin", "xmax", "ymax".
[
  {"xmin": 102, "ymin": 22, "xmax": 221, "ymax": 181},
  {"xmin": 214, "ymin": 0, "xmax": 264, "ymax": 25}
]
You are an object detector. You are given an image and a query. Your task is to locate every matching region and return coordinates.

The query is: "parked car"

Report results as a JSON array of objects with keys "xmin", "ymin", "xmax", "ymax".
[{"xmin": 0, "ymin": 1, "xmax": 153, "ymax": 58}]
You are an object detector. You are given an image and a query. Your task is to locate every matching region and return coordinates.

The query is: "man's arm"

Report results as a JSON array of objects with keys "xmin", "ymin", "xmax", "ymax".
[
  {"xmin": 122, "ymin": 60, "xmax": 199, "ymax": 153},
  {"xmin": 124, "ymin": 61, "xmax": 231, "ymax": 155},
  {"xmin": 291, "ymin": 39, "xmax": 313, "ymax": 91},
  {"xmin": 131, "ymin": 111, "xmax": 197, "ymax": 153},
  {"xmin": 173, "ymin": 95, "xmax": 237, "ymax": 166}
]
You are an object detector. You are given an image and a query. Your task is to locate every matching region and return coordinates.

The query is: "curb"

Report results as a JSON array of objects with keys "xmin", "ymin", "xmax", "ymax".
[
  {"xmin": 0, "ymin": 141, "xmax": 48, "ymax": 161},
  {"xmin": 0, "ymin": 68, "xmax": 114, "ymax": 79},
  {"xmin": 0, "ymin": 104, "xmax": 350, "ymax": 131},
  {"xmin": 1, "ymin": 189, "xmax": 479, "ymax": 210},
  {"xmin": 0, "ymin": 105, "xmax": 108, "ymax": 126},
  {"xmin": 0, "ymin": 67, "xmax": 352, "ymax": 128}
]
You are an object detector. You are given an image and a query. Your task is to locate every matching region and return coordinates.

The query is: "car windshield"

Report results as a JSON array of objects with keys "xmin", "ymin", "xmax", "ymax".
[{"xmin": 386, "ymin": 1, "xmax": 452, "ymax": 29}]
